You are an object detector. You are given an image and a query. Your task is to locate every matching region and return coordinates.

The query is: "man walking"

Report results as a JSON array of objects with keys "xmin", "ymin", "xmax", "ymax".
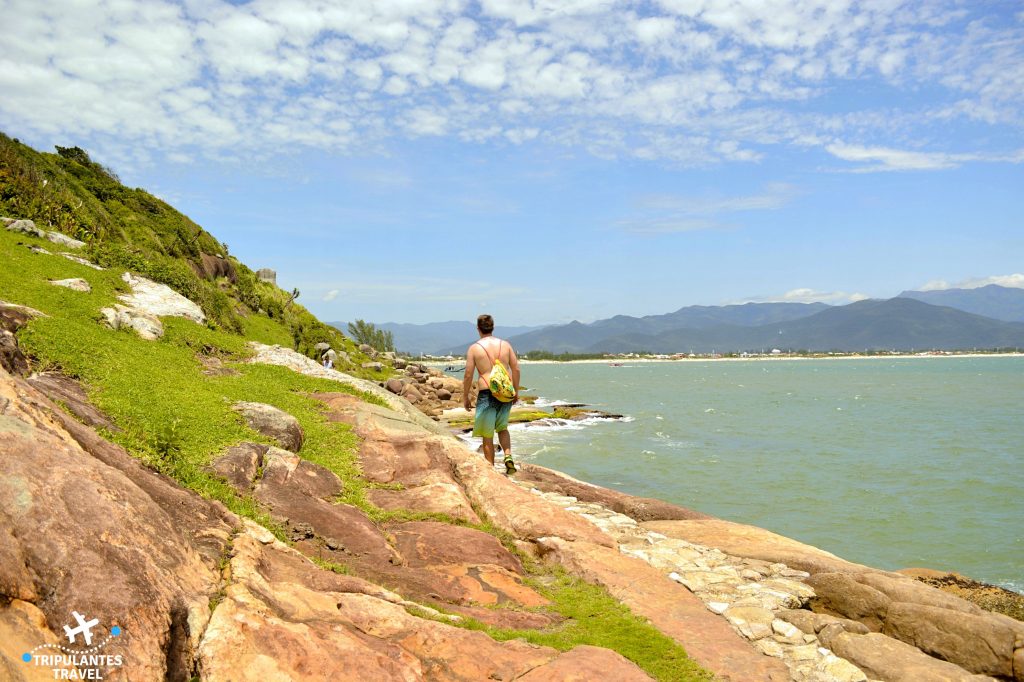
[{"xmin": 463, "ymin": 314, "xmax": 520, "ymax": 474}]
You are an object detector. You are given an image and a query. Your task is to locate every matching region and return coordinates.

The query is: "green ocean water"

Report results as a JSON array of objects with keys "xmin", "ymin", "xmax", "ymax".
[{"xmin": 506, "ymin": 357, "xmax": 1023, "ymax": 592}]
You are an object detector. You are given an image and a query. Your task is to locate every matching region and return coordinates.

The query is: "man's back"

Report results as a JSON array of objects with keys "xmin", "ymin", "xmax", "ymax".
[{"xmin": 467, "ymin": 336, "xmax": 514, "ymax": 390}]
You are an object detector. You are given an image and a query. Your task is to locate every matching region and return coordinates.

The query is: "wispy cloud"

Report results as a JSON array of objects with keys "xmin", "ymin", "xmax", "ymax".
[
  {"xmin": 918, "ymin": 274, "xmax": 1024, "ymax": 291},
  {"xmin": 322, "ymin": 289, "xmax": 339, "ymax": 302},
  {"xmin": 618, "ymin": 182, "xmax": 798, "ymax": 234},
  {"xmin": 826, "ymin": 143, "xmax": 1024, "ymax": 172},
  {"xmin": 740, "ymin": 288, "xmax": 870, "ymax": 305}
]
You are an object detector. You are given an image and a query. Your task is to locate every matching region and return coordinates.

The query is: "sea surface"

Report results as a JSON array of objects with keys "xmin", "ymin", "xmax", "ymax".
[{"xmin": 503, "ymin": 357, "xmax": 1023, "ymax": 592}]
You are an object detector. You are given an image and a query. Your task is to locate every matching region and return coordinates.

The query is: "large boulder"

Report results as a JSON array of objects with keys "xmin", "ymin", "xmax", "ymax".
[
  {"xmin": 118, "ymin": 272, "xmax": 205, "ymax": 324},
  {"xmin": 255, "ymin": 268, "xmax": 276, "ymax": 284},
  {"xmin": 825, "ymin": 631, "xmax": 993, "ymax": 682},
  {"xmin": 231, "ymin": 401, "xmax": 304, "ymax": 452}
]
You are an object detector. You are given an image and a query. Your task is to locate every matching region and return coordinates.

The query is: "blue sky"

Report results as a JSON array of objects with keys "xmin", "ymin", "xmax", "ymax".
[{"xmin": 2, "ymin": 0, "xmax": 1022, "ymax": 325}]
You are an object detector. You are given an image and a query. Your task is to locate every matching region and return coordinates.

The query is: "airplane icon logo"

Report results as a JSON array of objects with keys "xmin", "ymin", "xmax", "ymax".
[{"xmin": 63, "ymin": 612, "xmax": 100, "ymax": 646}]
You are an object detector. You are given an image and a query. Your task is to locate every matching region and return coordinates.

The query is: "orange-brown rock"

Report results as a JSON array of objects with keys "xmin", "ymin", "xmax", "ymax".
[
  {"xmin": 199, "ymin": 530, "xmax": 652, "ymax": 681},
  {"xmin": 0, "ymin": 367, "xmax": 234, "ymax": 680},
  {"xmin": 366, "ymin": 482, "xmax": 480, "ymax": 523},
  {"xmin": 448, "ymin": 444, "xmax": 616, "ymax": 547}
]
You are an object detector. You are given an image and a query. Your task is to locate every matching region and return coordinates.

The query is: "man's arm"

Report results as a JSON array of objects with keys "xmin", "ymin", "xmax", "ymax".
[
  {"xmin": 462, "ymin": 346, "xmax": 476, "ymax": 410},
  {"xmin": 508, "ymin": 345, "xmax": 521, "ymax": 403}
]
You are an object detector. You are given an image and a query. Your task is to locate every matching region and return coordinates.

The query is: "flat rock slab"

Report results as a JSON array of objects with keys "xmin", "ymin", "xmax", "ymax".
[
  {"xmin": 367, "ymin": 482, "xmax": 480, "ymax": 523},
  {"xmin": 519, "ymin": 464, "xmax": 714, "ymax": 522},
  {"xmin": 538, "ymin": 537, "xmax": 790, "ymax": 682},
  {"xmin": 26, "ymin": 372, "xmax": 119, "ymax": 432},
  {"xmin": 231, "ymin": 400, "xmax": 304, "ymax": 452},
  {"xmin": 642, "ymin": 518, "xmax": 871, "ymax": 575},
  {"xmin": 826, "ymin": 631, "xmax": 994, "ymax": 682}
]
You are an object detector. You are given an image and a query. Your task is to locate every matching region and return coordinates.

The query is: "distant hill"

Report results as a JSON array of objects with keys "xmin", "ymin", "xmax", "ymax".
[
  {"xmin": 331, "ymin": 320, "xmax": 546, "ymax": 355},
  {"xmin": 468, "ymin": 302, "xmax": 830, "ymax": 355},
  {"xmin": 898, "ymin": 285, "xmax": 1024, "ymax": 322},
  {"xmin": 583, "ymin": 298, "xmax": 1024, "ymax": 354}
]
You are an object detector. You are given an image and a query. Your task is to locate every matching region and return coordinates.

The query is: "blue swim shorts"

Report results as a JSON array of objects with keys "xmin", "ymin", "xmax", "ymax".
[{"xmin": 473, "ymin": 389, "xmax": 512, "ymax": 438}]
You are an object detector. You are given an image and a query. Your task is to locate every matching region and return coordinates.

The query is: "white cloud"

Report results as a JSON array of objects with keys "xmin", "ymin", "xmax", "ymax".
[
  {"xmin": 1, "ymin": 0, "xmax": 1022, "ymax": 167},
  {"xmin": 826, "ymin": 143, "xmax": 1024, "ymax": 172},
  {"xmin": 323, "ymin": 289, "xmax": 340, "ymax": 301},
  {"xmin": 919, "ymin": 274, "xmax": 1024, "ymax": 291},
  {"xmin": 743, "ymin": 288, "xmax": 870, "ymax": 304}
]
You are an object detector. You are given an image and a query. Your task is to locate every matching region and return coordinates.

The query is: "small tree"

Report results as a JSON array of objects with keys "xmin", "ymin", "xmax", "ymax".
[{"xmin": 347, "ymin": 319, "xmax": 395, "ymax": 352}]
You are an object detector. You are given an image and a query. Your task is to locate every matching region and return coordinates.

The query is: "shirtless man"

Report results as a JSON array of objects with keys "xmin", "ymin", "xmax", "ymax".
[{"xmin": 463, "ymin": 314, "xmax": 521, "ymax": 474}]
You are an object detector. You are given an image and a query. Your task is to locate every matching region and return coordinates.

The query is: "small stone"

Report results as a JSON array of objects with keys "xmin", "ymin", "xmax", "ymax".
[
  {"xmin": 755, "ymin": 639, "xmax": 785, "ymax": 658},
  {"xmin": 788, "ymin": 644, "xmax": 821, "ymax": 661},
  {"xmin": 49, "ymin": 278, "xmax": 91, "ymax": 292},
  {"xmin": 772, "ymin": 618, "xmax": 804, "ymax": 644},
  {"xmin": 725, "ymin": 605, "xmax": 774, "ymax": 640},
  {"xmin": 816, "ymin": 653, "xmax": 867, "ymax": 682},
  {"xmin": 706, "ymin": 602, "xmax": 729, "ymax": 615},
  {"xmin": 61, "ymin": 253, "xmax": 104, "ymax": 270},
  {"xmin": 740, "ymin": 569, "xmax": 762, "ymax": 581}
]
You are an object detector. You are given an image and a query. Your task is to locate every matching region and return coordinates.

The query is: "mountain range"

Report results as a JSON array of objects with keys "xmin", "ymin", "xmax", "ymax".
[
  {"xmin": 399, "ymin": 286, "xmax": 1024, "ymax": 356},
  {"xmin": 329, "ymin": 320, "xmax": 545, "ymax": 355}
]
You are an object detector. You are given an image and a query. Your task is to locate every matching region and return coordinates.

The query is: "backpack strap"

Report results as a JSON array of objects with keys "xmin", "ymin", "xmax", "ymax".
[{"xmin": 475, "ymin": 339, "xmax": 503, "ymax": 363}]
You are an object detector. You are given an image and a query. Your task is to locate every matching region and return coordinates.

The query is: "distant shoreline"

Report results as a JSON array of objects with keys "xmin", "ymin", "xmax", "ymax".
[{"xmin": 422, "ymin": 352, "xmax": 1024, "ymax": 366}]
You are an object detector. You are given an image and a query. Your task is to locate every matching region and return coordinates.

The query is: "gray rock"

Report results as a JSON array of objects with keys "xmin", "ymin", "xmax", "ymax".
[
  {"xmin": 314, "ymin": 342, "xmax": 331, "ymax": 352},
  {"xmin": 119, "ymin": 272, "xmax": 205, "ymax": 324},
  {"xmin": 4, "ymin": 218, "xmax": 45, "ymax": 237},
  {"xmin": 61, "ymin": 253, "xmax": 104, "ymax": 270},
  {"xmin": 46, "ymin": 231, "xmax": 86, "ymax": 249},
  {"xmin": 231, "ymin": 401, "xmax": 304, "ymax": 452},
  {"xmin": 362, "ymin": 362, "xmax": 384, "ymax": 371},
  {"xmin": 256, "ymin": 268, "xmax": 277, "ymax": 284},
  {"xmin": 100, "ymin": 305, "xmax": 164, "ymax": 340},
  {"xmin": 392, "ymin": 358, "xmax": 407, "ymax": 370},
  {"xmin": 49, "ymin": 278, "xmax": 91, "ymax": 292}
]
